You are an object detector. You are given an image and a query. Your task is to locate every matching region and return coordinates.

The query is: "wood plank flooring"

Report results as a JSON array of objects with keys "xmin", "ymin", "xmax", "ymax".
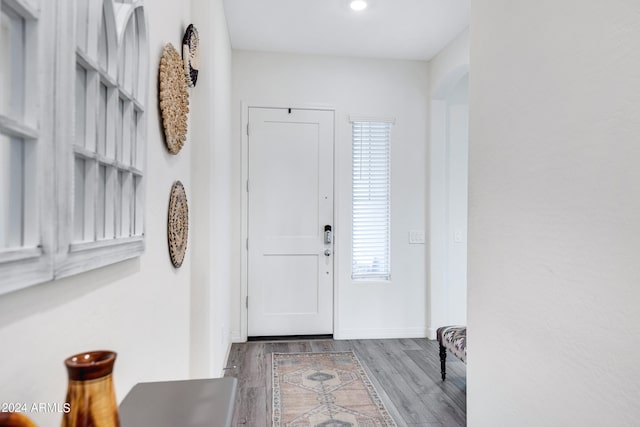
[{"xmin": 224, "ymin": 338, "xmax": 466, "ymax": 426}]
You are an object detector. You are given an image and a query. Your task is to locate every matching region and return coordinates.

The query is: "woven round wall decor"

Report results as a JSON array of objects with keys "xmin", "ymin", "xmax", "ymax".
[
  {"xmin": 168, "ymin": 181, "xmax": 189, "ymax": 268},
  {"xmin": 159, "ymin": 43, "xmax": 189, "ymax": 154},
  {"xmin": 182, "ymin": 24, "xmax": 199, "ymax": 87}
]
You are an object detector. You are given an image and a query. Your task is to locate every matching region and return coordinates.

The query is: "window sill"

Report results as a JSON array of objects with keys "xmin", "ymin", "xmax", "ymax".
[
  {"xmin": 56, "ymin": 237, "xmax": 145, "ymax": 280},
  {"xmin": 70, "ymin": 235, "xmax": 144, "ymax": 253},
  {"xmin": 0, "ymin": 246, "xmax": 43, "ymax": 265},
  {"xmin": 352, "ymin": 278, "xmax": 392, "ymax": 285}
]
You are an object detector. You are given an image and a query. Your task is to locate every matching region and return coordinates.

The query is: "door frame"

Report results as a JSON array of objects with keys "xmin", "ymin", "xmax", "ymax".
[
  {"xmin": 239, "ymin": 102, "xmax": 338, "ymax": 341},
  {"xmin": 429, "ymin": 67, "xmax": 469, "ymax": 339}
]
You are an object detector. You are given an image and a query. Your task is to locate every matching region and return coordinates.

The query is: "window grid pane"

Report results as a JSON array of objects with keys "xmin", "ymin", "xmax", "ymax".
[
  {"xmin": 121, "ymin": 99, "xmax": 130, "ymax": 165},
  {"xmin": 131, "ymin": 14, "xmax": 138, "ymax": 96},
  {"xmin": 75, "ymin": 64, "xmax": 87, "ymax": 147},
  {"xmin": 75, "ymin": 0, "xmax": 88, "ymax": 52},
  {"xmin": 117, "ymin": 97, "xmax": 124, "ymax": 161},
  {"xmin": 123, "ymin": 18, "xmax": 134, "ymax": 93},
  {"xmin": 116, "ymin": 170, "xmax": 123, "ymax": 237},
  {"xmin": 131, "ymin": 109, "xmax": 138, "ymax": 166},
  {"xmin": 352, "ymin": 121, "xmax": 391, "ymax": 280},
  {"xmin": 97, "ymin": 164, "xmax": 106, "ymax": 240},
  {"xmin": 73, "ymin": 156, "xmax": 85, "ymax": 242},
  {"xmin": 133, "ymin": 174, "xmax": 142, "ymax": 235},
  {"xmin": 0, "ymin": 5, "xmax": 25, "ymax": 119},
  {"xmin": 105, "ymin": 166, "xmax": 116, "ymax": 239},
  {"xmin": 97, "ymin": 82, "xmax": 107, "ymax": 156},
  {"xmin": 98, "ymin": 10, "xmax": 108, "ymax": 71},
  {"xmin": 133, "ymin": 109, "xmax": 141, "ymax": 168},
  {"xmin": 0, "ymin": 134, "xmax": 24, "ymax": 248},
  {"xmin": 121, "ymin": 171, "xmax": 131, "ymax": 237}
]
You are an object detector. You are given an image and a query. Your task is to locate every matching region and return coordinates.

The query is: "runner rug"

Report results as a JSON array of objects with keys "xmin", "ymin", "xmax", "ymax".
[{"xmin": 272, "ymin": 351, "xmax": 397, "ymax": 426}]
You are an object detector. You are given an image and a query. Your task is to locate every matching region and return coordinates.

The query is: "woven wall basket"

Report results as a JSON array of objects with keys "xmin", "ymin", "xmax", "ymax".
[
  {"xmin": 168, "ymin": 181, "xmax": 189, "ymax": 268},
  {"xmin": 182, "ymin": 24, "xmax": 199, "ymax": 87},
  {"xmin": 159, "ymin": 43, "xmax": 189, "ymax": 154}
]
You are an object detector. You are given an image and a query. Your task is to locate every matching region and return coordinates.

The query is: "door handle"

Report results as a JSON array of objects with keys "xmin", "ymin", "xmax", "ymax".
[
  {"xmin": 324, "ymin": 249, "xmax": 331, "ymax": 256},
  {"xmin": 324, "ymin": 225, "xmax": 332, "ymax": 244}
]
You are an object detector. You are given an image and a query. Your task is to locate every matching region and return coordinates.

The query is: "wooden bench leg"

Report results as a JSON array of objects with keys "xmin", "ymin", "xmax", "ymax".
[{"xmin": 439, "ymin": 343, "xmax": 447, "ymax": 381}]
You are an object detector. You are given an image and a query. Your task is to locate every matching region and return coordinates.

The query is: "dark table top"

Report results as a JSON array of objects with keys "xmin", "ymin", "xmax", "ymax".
[{"xmin": 119, "ymin": 377, "xmax": 238, "ymax": 427}]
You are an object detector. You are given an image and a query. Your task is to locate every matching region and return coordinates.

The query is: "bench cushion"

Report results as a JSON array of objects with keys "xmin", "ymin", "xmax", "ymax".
[{"xmin": 437, "ymin": 326, "xmax": 467, "ymax": 363}]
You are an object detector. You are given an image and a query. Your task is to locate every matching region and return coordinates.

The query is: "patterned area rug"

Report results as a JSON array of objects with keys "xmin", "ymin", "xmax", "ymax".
[{"xmin": 272, "ymin": 351, "xmax": 397, "ymax": 426}]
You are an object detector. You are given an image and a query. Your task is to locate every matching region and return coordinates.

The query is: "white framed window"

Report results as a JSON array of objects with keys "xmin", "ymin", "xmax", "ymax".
[
  {"xmin": 0, "ymin": 0, "xmax": 54, "ymax": 293},
  {"xmin": 351, "ymin": 118, "xmax": 393, "ymax": 281},
  {"xmin": 0, "ymin": 0, "xmax": 148, "ymax": 294},
  {"xmin": 56, "ymin": 0, "xmax": 148, "ymax": 278}
]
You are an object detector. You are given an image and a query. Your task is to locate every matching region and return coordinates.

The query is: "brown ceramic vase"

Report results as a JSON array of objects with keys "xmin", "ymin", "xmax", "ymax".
[
  {"xmin": 61, "ymin": 351, "xmax": 120, "ymax": 427},
  {"xmin": 0, "ymin": 413, "xmax": 37, "ymax": 427}
]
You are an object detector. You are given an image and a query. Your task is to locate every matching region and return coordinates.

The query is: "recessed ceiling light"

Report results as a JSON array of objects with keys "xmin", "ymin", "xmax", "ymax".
[{"xmin": 350, "ymin": 0, "xmax": 367, "ymax": 11}]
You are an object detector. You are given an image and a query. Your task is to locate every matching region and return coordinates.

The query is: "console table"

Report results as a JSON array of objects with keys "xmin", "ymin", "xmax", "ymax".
[{"xmin": 119, "ymin": 377, "xmax": 238, "ymax": 427}]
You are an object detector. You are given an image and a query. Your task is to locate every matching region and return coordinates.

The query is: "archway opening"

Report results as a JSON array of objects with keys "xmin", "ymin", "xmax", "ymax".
[{"xmin": 430, "ymin": 69, "xmax": 469, "ymax": 335}]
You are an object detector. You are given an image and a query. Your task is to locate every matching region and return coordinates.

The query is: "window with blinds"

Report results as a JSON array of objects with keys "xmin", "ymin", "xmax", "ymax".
[{"xmin": 351, "ymin": 120, "xmax": 392, "ymax": 280}]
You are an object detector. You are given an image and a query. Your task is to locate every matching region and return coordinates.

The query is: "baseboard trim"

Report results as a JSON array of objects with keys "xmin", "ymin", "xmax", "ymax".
[
  {"xmin": 231, "ymin": 332, "xmax": 244, "ymax": 343},
  {"xmin": 335, "ymin": 327, "xmax": 428, "ymax": 340},
  {"xmin": 248, "ymin": 334, "xmax": 333, "ymax": 342},
  {"xmin": 219, "ymin": 341, "xmax": 233, "ymax": 378},
  {"xmin": 233, "ymin": 329, "xmax": 432, "ymax": 341}
]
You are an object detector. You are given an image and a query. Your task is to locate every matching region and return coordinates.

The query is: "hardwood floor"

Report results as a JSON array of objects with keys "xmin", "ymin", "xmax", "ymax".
[{"xmin": 224, "ymin": 338, "xmax": 466, "ymax": 426}]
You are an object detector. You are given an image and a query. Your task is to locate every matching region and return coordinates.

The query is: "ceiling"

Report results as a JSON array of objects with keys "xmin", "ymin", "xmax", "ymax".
[{"xmin": 223, "ymin": 0, "xmax": 469, "ymax": 61}]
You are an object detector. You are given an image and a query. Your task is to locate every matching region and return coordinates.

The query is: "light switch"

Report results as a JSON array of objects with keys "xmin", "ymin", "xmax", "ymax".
[{"xmin": 409, "ymin": 230, "xmax": 425, "ymax": 244}]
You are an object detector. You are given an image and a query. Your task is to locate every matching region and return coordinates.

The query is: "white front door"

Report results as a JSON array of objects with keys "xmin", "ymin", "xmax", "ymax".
[{"xmin": 247, "ymin": 107, "xmax": 334, "ymax": 336}]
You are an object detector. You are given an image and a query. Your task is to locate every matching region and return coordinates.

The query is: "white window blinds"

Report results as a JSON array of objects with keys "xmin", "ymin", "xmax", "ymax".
[{"xmin": 351, "ymin": 120, "xmax": 391, "ymax": 280}]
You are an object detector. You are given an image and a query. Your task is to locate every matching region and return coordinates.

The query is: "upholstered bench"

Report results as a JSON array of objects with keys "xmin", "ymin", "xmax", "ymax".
[{"xmin": 436, "ymin": 325, "xmax": 466, "ymax": 381}]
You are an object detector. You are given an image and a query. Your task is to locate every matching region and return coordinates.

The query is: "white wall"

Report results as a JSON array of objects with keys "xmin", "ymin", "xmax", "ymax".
[
  {"xmin": 445, "ymin": 75, "xmax": 468, "ymax": 326},
  {"xmin": 231, "ymin": 51, "xmax": 429, "ymax": 340},
  {"xmin": 428, "ymin": 29, "xmax": 469, "ymax": 337},
  {"xmin": 468, "ymin": 1, "xmax": 640, "ymax": 426},
  {"xmin": 430, "ymin": 28, "xmax": 469, "ymax": 99},
  {"xmin": 0, "ymin": 1, "xmax": 233, "ymax": 424},
  {"xmin": 189, "ymin": 0, "xmax": 233, "ymax": 378}
]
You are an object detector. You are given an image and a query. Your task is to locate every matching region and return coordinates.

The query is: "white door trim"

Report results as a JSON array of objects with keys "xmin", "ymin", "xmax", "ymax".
[{"xmin": 239, "ymin": 101, "xmax": 338, "ymax": 342}]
